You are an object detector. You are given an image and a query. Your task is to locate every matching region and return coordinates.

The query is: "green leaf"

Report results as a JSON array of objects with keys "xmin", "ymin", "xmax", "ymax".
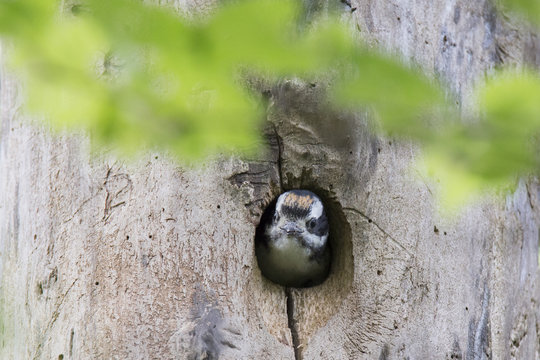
[
  {"xmin": 496, "ymin": 0, "xmax": 540, "ymax": 27},
  {"xmin": 332, "ymin": 50, "xmax": 448, "ymax": 139}
]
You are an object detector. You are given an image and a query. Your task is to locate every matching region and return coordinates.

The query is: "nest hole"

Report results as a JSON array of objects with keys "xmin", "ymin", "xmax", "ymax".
[
  {"xmin": 254, "ymin": 184, "xmax": 355, "ymax": 343},
  {"xmin": 254, "ymin": 186, "xmax": 354, "ymax": 291}
]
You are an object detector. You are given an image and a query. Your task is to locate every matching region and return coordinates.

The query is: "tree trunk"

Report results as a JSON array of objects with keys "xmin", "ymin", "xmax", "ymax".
[{"xmin": 1, "ymin": 1, "xmax": 539, "ymax": 359}]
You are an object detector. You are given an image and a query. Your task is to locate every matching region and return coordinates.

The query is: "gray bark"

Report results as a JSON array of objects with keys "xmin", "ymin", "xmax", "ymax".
[{"xmin": 1, "ymin": 1, "xmax": 539, "ymax": 359}]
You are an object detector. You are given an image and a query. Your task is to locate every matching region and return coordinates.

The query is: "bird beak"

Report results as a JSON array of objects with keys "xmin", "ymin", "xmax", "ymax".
[{"xmin": 280, "ymin": 222, "xmax": 304, "ymax": 234}]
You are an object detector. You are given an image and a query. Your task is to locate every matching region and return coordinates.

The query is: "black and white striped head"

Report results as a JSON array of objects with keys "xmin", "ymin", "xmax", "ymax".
[{"xmin": 268, "ymin": 190, "xmax": 329, "ymax": 249}]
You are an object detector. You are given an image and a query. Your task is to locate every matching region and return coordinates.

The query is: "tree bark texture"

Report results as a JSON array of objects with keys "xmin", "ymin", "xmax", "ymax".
[{"xmin": 1, "ymin": 1, "xmax": 539, "ymax": 359}]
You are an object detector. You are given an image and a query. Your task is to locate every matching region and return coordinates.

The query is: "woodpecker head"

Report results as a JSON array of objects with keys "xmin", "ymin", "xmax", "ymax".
[
  {"xmin": 256, "ymin": 189, "xmax": 331, "ymax": 287},
  {"xmin": 266, "ymin": 190, "xmax": 329, "ymax": 252}
]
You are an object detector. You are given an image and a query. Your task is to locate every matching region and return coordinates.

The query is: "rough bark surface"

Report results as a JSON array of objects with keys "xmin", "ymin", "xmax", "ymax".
[{"xmin": 1, "ymin": 1, "xmax": 539, "ymax": 359}]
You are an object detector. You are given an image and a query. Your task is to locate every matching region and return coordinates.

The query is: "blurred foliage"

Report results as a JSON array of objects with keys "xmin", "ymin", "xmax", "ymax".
[
  {"xmin": 438, "ymin": 70, "xmax": 540, "ymax": 208},
  {"xmin": 0, "ymin": 0, "xmax": 539, "ymax": 209},
  {"xmin": 497, "ymin": 0, "xmax": 540, "ymax": 26},
  {"xmin": 0, "ymin": 0, "xmax": 444, "ymax": 160}
]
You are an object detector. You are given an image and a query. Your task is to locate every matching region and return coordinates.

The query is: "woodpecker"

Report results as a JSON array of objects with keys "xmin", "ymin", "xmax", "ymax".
[{"xmin": 256, "ymin": 190, "xmax": 330, "ymax": 287}]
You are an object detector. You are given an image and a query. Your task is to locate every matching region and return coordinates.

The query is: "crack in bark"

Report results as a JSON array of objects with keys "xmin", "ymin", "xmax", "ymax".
[
  {"xmin": 102, "ymin": 166, "xmax": 132, "ymax": 221},
  {"xmin": 525, "ymin": 181, "xmax": 535, "ymax": 210},
  {"xmin": 271, "ymin": 123, "xmax": 284, "ymax": 190},
  {"xmin": 69, "ymin": 328, "xmax": 75, "ymax": 358},
  {"xmin": 32, "ymin": 279, "xmax": 78, "ymax": 360},
  {"xmin": 469, "ymin": 284, "xmax": 491, "ymax": 360},
  {"xmin": 343, "ymin": 207, "xmax": 413, "ymax": 257},
  {"xmin": 272, "ymin": 124, "xmax": 300, "ymax": 359},
  {"xmin": 286, "ymin": 287, "xmax": 302, "ymax": 360},
  {"xmin": 63, "ymin": 196, "xmax": 93, "ymax": 224}
]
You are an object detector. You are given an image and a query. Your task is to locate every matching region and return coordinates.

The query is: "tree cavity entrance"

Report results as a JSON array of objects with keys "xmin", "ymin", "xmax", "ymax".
[{"xmin": 254, "ymin": 186, "xmax": 354, "ymax": 354}]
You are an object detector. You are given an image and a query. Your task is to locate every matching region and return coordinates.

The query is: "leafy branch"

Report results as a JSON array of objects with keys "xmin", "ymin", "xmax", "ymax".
[{"xmin": 1, "ymin": 0, "xmax": 539, "ymax": 208}]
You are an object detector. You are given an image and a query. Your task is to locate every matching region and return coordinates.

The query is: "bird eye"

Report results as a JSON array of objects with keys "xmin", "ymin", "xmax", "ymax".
[{"xmin": 307, "ymin": 218, "xmax": 316, "ymax": 229}]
